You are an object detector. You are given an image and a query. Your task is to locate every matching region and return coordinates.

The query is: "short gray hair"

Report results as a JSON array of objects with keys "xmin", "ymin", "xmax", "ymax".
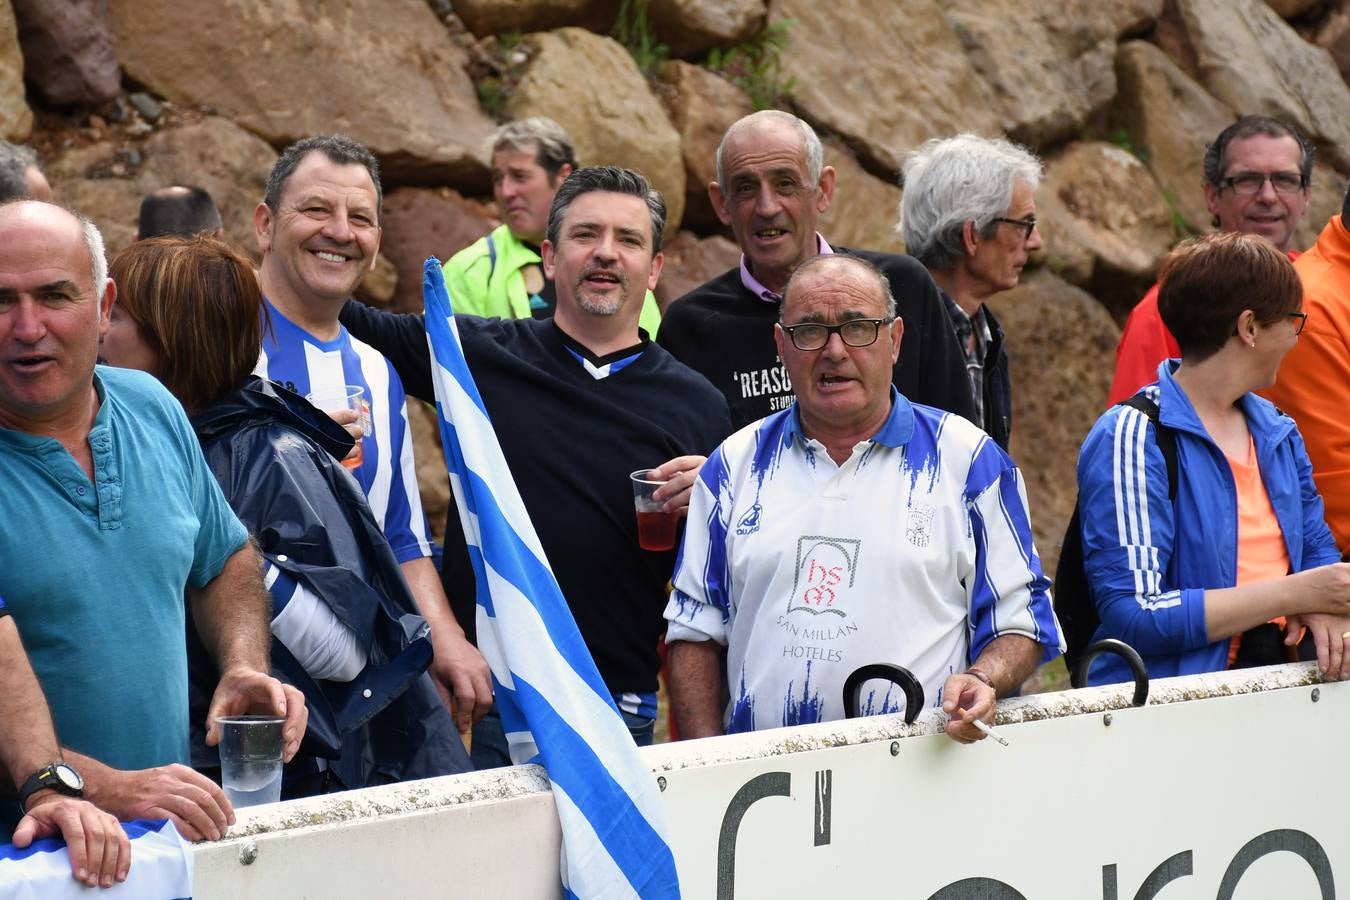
[
  {"xmin": 0, "ymin": 142, "xmax": 37, "ymax": 202},
  {"xmin": 781, "ymin": 254, "xmax": 897, "ymax": 322},
  {"xmin": 716, "ymin": 110, "xmax": 824, "ymax": 191},
  {"xmin": 491, "ymin": 117, "xmax": 577, "ymax": 179},
  {"xmin": 81, "ymin": 214, "xmax": 108, "ymax": 299},
  {"xmin": 899, "ymin": 133, "xmax": 1042, "ymax": 271}
]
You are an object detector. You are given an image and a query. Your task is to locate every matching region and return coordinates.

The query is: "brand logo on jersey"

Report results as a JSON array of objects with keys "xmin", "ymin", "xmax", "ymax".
[
  {"xmin": 736, "ymin": 502, "xmax": 763, "ymax": 535},
  {"xmin": 906, "ymin": 504, "xmax": 934, "ymax": 548},
  {"xmin": 787, "ymin": 536, "xmax": 860, "ymax": 618}
]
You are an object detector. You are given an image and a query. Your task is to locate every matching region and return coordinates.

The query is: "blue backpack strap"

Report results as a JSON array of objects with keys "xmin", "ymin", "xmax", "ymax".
[{"xmin": 486, "ymin": 232, "xmax": 497, "ymax": 281}]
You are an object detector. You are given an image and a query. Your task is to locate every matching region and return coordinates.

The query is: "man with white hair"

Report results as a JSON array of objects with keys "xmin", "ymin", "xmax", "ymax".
[
  {"xmin": 899, "ymin": 134, "xmax": 1044, "ymax": 450},
  {"xmin": 658, "ymin": 110, "xmax": 974, "ymax": 430}
]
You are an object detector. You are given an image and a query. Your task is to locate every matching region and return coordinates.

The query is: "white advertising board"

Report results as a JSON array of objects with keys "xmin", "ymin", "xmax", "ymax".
[{"xmin": 192, "ymin": 664, "xmax": 1343, "ymax": 899}]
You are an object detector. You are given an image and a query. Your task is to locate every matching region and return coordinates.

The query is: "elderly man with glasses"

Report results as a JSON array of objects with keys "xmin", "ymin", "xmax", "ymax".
[
  {"xmin": 664, "ymin": 254, "xmax": 1062, "ymax": 742},
  {"xmin": 1109, "ymin": 116, "xmax": 1314, "ymax": 405},
  {"xmin": 898, "ymin": 134, "xmax": 1044, "ymax": 450}
]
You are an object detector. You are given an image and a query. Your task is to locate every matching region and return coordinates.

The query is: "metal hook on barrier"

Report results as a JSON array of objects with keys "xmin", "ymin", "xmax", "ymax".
[
  {"xmin": 842, "ymin": 663, "xmax": 924, "ymax": 723},
  {"xmin": 1073, "ymin": 638, "xmax": 1149, "ymax": 706}
]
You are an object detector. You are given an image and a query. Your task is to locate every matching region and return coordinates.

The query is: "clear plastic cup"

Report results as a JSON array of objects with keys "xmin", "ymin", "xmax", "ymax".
[
  {"xmin": 307, "ymin": 384, "xmax": 371, "ymax": 469},
  {"xmin": 630, "ymin": 468, "xmax": 678, "ymax": 551},
  {"xmin": 216, "ymin": 715, "xmax": 285, "ymax": 809}
]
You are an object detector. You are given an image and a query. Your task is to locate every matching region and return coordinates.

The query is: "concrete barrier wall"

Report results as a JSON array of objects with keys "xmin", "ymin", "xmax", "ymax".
[{"xmin": 193, "ymin": 663, "xmax": 1342, "ymax": 898}]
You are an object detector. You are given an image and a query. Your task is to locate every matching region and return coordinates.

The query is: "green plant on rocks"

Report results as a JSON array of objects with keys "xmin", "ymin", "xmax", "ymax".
[
  {"xmin": 703, "ymin": 18, "xmax": 797, "ymax": 110},
  {"xmin": 613, "ymin": 0, "xmax": 669, "ymax": 78}
]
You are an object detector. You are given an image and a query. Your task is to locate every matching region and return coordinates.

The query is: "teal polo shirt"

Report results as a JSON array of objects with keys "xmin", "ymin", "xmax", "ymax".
[{"xmin": 0, "ymin": 367, "xmax": 248, "ymax": 772}]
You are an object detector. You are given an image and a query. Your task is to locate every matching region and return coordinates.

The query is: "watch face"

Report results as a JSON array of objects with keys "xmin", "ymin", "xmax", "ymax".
[{"xmin": 53, "ymin": 763, "xmax": 83, "ymax": 791}]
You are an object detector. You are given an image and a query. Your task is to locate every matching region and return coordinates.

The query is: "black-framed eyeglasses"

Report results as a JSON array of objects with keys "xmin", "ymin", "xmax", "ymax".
[
  {"xmin": 1232, "ymin": 311, "xmax": 1308, "ymax": 337},
  {"xmin": 991, "ymin": 216, "xmax": 1038, "ymax": 240},
  {"xmin": 781, "ymin": 317, "xmax": 894, "ymax": 351},
  {"xmin": 1216, "ymin": 171, "xmax": 1306, "ymax": 196}
]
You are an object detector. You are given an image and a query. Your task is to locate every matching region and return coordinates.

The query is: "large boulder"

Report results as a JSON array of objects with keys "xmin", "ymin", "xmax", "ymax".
[
  {"xmin": 942, "ymin": 0, "xmax": 1159, "ymax": 147},
  {"xmin": 1035, "ymin": 141, "xmax": 1177, "ymax": 320},
  {"xmin": 1264, "ymin": 0, "xmax": 1322, "ymax": 17},
  {"xmin": 379, "ymin": 187, "xmax": 496, "ymax": 314},
  {"xmin": 769, "ymin": 0, "xmax": 1001, "ymax": 176},
  {"xmin": 1112, "ymin": 40, "xmax": 1235, "ymax": 236},
  {"xmin": 0, "ymin": 0, "xmax": 31, "ymax": 140},
  {"xmin": 48, "ymin": 117, "xmax": 277, "ymax": 257},
  {"xmin": 106, "ymin": 0, "xmax": 494, "ymax": 187},
  {"xmin": 508, "ymin": 27, "xmax": 686, "ymax": 233},
  {"xmin": 650, "ymin": 0, "xmax": 766, "ymax": 58},
  {"xmin": 1172, "ymin": 0, "xmax": 1350, "ymax": 172},
  {"xmin": 820, "ymin": 143, "xmax": 905, "ymax": 255},
  {"xmin": 655, "ymin": 231, "xmax": 740, "ymax": 311},
  {"xmin": 987, "ymin": 269, "xmax": 1121, "ymax": 575},
  {"xmin": 659, "ymin": 60, "xmax": 753, "ymax": 232},
  {"xmin": 1313, "ymin": 4, "xmax": 1350, "ymax": 83},
  {"xmin": 11, "ymin": 0, "xmax": 120, "ymax": 106},
  {"xmin": 453, "ymin": 0, "xmax": 618, "ymax": 37}
]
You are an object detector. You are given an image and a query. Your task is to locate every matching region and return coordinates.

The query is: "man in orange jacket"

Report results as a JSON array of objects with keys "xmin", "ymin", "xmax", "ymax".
[{"xmin": 1263, "ymin": 182, "xmax": 1350, "ymax": 553}]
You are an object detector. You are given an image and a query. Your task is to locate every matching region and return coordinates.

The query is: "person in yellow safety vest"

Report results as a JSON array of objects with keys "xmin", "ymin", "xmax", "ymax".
[{"xmin": 443, "ymin": 117, "xmax": 663, "ymax": 337}]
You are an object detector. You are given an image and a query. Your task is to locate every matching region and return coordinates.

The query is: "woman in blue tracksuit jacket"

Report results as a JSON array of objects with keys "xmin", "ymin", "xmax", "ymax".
[{"xmin": 1077, "ymin": 232, "xmax": 1350, "ymax": 686}]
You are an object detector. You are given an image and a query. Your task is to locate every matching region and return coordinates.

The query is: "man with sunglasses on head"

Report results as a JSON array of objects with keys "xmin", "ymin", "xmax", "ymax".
[
  {"xmin": 664, "ymin": 254, "xmax": 1062, "ymax": 742},
  {"xmin": 1109, "ymin": 116, "xmax": 1313, "ymax": 404},
  {"xmin": 899, "ymin": 134, "xmax": 1044, "ymax": 451}
]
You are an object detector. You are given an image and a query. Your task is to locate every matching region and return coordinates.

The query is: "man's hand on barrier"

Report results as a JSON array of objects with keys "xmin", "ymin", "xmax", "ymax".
[
  {"xmin": 71, "ymin": 754, "xmax": 234, "ymax": 842},
  {"xmin": 12, "ymin": 794, "xmax": 131, "ymax": 887},
  {"xmin": 941, "ymin": 672, "xmax": 996, "ymax": 744}
]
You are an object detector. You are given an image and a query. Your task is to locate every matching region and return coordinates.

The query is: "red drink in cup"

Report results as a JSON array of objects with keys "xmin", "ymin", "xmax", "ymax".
[{"xmin": 630, "ymin": 469, "xmax": 678, "ymax": 551}]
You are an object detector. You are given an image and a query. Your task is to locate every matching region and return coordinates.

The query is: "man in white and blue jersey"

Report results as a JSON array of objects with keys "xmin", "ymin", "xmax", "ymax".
[
  {"xmin": 252, "ymin": 136, "xmax": 492, "ymax": 732},
  {"xmin": 665, "ymin": 254, "xmax": 1063, "ymax": 742}
]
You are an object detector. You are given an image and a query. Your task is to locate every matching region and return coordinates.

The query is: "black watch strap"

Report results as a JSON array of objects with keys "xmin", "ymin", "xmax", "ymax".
[{"xmin": 17, "ymin": 762, "xmax": 83, "ymax": 810}]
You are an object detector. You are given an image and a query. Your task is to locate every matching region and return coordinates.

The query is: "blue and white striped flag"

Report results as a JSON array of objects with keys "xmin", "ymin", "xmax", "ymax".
[
  {"xmin": 0, "ymin": 819, "xmax": 193, "ymax": 899},
  {"xmin": 421, "ymin": 259, "xmax": 680, "ymax": 898}
]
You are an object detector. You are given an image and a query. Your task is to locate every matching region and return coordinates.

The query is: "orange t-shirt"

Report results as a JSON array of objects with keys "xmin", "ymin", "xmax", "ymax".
[{"xmin": 1225, "ymin": 435, "xmax": 1291, "ymax": 665}]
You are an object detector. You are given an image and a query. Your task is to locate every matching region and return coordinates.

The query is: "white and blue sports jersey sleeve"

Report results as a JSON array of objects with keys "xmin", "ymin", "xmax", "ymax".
[
  {"xmin": 961, "ymin": 430, "xmax": 1062, "ymax": 662},
  {"xmin": 257, "ymin": 301, "xmax": 432, "ymax": 563},
  {"xmin": 666, "ymin": 440, "xmax": 737, "ymax": 646}
]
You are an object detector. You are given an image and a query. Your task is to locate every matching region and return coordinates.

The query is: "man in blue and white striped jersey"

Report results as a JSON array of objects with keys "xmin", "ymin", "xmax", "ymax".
[
  {"xmin": 253, "ymin": 135, "xmax": 492, "ymax": 732},
  {"xmin": 665, "ymin": 253, "xmax": 1063, "ymax": 741}
]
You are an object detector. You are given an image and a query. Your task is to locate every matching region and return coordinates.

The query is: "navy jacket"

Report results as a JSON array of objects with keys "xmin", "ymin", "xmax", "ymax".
[{"xmin": 188, "ymin": 377, "xmax": 470, "ymax": 791}]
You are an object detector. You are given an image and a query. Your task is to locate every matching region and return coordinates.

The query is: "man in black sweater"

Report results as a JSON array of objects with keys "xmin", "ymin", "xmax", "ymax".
[
  {"xmin": 658, "ymin": 110, "xmax": 975, "ymax": 431},
  {"xmin": 341, "ymin": 167, "xmax": 731, "ymax": 767}
]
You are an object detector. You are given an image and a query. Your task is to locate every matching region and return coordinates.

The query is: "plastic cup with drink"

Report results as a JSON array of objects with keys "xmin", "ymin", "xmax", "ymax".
[
  {"xmin": 307, "ymin": 384, "xmax": 371, "ymax": 470},
  {"xmin": 630, "ymin": 468, "xmax": 679, "ymax": 552},
  {"xmin": 216, "ymin": 715, "xmax": 285, "ymax": 809}
]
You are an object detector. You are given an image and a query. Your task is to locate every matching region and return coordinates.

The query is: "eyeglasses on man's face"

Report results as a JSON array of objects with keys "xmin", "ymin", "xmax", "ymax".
[
  {"xmin": 991, "ymin": 216, "xmax": 1038, "ymax": 240},
  {"xmin": 781, "ymin": 317, "xmax": 894, "ymax": 351},
  {"xmin": 1216, "ymin": 171, "xmax": 1306, "ymax": 197}
]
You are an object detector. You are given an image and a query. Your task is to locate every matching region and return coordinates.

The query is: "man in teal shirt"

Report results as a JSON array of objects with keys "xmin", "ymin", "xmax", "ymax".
[
  {"xmin": 0, "ymin": 200, "xmax": 306, "ymax": 842},
  {"xmin": 443, "ymin": 117, "xmax": 663, "ymax": 336}
]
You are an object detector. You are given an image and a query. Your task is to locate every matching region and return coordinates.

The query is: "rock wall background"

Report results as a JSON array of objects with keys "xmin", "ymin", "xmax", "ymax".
[{"xmin": 6, "ymin": 0, "xmax": 1350, "ymax": 618}]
